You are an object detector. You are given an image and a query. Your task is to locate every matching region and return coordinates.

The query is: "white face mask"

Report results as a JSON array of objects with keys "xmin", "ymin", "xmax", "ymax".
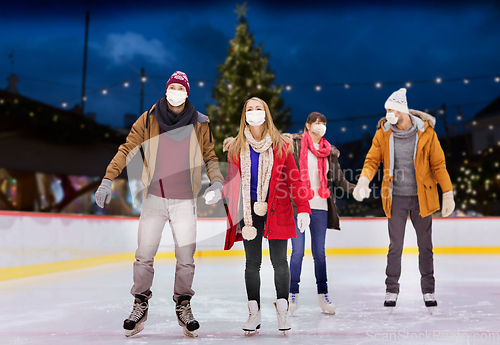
[
  {"xmin": 386, "ymin": 112, "xmax": 398, "ymax": 125},
  {"xmin": 166, "ymin": 89, "xmax": 187, "ymax": 107},
  {"xmin": 246, "ymin": 110, "xmax": 266, "ymax": 127},
  {"xmin": 312, "ymin": 123, "xmax": 327, "ymax": 137}
]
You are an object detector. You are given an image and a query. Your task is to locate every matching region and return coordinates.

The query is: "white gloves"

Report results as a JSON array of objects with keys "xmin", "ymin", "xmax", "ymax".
[
  {"xmin": 95, "ymin": 179, "xmax": 113, "ymax": 208},
  {"xmin": 203, "ymin": 181, "xmax": 223, "ymax": 205},
  {"xmin": 353, "ymin": 176, "xmax": 371, "ymax": 202},
  {"xmin": 441, "ymin": 190, "xmax": 455, "ymax": 217},
  {"xmin": 297, "ymin": 212, "xmax": 310, "ymax": 233}
]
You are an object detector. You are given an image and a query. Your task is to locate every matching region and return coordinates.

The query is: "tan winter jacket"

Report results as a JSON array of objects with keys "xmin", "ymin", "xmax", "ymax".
[{"xmin": 103, "ymin": 104, "xmax": 223, "ymax": 201}]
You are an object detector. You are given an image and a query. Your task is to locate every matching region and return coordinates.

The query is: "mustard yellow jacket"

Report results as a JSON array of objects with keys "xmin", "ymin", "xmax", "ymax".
[{"xmin": 360, "ymin": 110, "xmax": 453, "ymax": 218}]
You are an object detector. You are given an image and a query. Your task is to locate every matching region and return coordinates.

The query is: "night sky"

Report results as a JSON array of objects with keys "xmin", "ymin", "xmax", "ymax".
[{"xmin": 1, "ymin": 0, "xmax": 500, "ymax": 146}]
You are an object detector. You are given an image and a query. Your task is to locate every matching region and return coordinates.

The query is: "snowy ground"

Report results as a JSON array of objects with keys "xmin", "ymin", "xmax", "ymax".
[{"xmin": 1, "ymin": 254, "xmax": 499, "ymax": 345}]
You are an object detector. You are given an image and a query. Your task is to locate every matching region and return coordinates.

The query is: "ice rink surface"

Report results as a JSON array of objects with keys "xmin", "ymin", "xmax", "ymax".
[{"xmin": 1, "ymin": 254, "xmax": 499, "ymax": 345}]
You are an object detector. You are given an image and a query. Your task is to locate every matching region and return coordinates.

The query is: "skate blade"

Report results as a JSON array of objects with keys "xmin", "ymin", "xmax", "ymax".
[
  {"xmin": 320, "ymin": 308, "xmax": 337, "ymax": 315},
  {"xmin": 386, "ymin": 307, "xmax": 395, "ymax": 315},
  {"xmin": 125, "ymin": 321, "xmax": 145, "ymax": 337},
  {"xmin": 427, "ymin": 307, "xmax": 436, "ymax": 315},
  {"xmin": 244, "ymin": 324, "xmax": 260, "ymax": 336},
  {"xmin": 183, "ymin": 327, "xmax": 198, "ymax": 338}
]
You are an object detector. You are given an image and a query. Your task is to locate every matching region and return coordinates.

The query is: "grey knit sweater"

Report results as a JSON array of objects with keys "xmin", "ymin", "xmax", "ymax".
[{"xmin": 392, "ymin": 117, "xmax": 418, "ymax": 196}]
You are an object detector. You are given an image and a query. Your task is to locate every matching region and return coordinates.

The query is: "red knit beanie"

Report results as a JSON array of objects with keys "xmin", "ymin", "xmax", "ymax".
[{"xmin": 165, "ymin": 71, "xmax": 190, "ymax": 96}]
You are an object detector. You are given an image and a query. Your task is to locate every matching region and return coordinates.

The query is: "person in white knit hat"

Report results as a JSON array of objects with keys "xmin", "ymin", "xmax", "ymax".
[{"xmin": 353, "ymin": 88, "xmax": 455, "ymax": 311}]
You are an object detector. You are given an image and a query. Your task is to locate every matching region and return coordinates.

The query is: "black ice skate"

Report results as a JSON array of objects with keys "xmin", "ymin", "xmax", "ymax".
[
  {"xmin": 384, "ymin": 292, "xmax": 398, "ymax": 307},
  {"xmin": 175, "ymin": 298, "xmax": 200, "ymax": 337},
  {"xmin": 123, "ymin": 297, "xmax": 148, "ymax": 337},
  {"xmin": 423, "ymin": 293, "xmax": 437, "ymax": 314}
]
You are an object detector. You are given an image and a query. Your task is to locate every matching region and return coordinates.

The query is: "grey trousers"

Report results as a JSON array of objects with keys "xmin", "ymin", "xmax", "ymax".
[
  {"xmin": 130, "ymin": 194, "xmax": 197, "ymax": 303},
  {"xmin": 385, "ymin": 195, "xmax": 435, "ymax": 294}
]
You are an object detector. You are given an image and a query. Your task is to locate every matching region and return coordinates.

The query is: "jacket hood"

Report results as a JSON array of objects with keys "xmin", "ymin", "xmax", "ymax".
[
  {"xmin": 223, "ymin": 137, "xmax": 235, "ymax": 152},
  {"xmin": 377, "ymin": 109, "xmax": 436, "ymax": 131}
]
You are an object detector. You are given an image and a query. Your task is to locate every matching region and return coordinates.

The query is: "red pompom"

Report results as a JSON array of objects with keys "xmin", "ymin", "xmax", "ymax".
[
  {"xmin": 307, "ymin": 189, "xmax": 315, "ymax": 200},
  {"xmin": 318, "ymin": 187, "xmax": 330, "ymax": 199}
]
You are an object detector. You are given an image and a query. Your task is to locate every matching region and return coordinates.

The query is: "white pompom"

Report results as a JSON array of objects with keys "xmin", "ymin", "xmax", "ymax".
[
  {"xmin": 242, "ymin": 226, "xmax": 257, "ymax": 240},
  {"xmin": 254, "ymin": 201, "xmax": 268, "ymax": 216}
]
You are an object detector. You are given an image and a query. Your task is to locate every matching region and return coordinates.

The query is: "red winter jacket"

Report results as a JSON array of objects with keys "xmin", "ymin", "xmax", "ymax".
[{"xmin": 223, "ymin": 142, "xmax": 311, "ymax": 250}]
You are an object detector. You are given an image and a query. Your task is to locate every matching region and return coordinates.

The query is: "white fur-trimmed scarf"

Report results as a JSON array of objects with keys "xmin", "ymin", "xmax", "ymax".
[{"xmin": 241, "ymin": 127, "xmax": 274, "ymax": 240}]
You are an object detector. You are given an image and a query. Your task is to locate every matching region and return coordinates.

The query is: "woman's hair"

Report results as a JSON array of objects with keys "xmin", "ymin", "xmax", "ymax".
[
  {"xmin": 304, "ymin": 112, "xmax": 327, "ymax": 133},
  {"xmin": 228, "ymin": 97, "xmax": 291, "ymax": 161}
]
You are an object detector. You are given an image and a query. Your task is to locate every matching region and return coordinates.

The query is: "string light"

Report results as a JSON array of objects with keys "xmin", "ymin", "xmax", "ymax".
[
  {"xmin": 489, "ymin": 125, "xmax": 494, "ymax": 130},
  {"xmin": 457, "ymin": 115, "xmax": 462, "ymax": 121},
  {"xmin": 62, "ymin": 102, "xmax": 67, "ymax": 108},
  {"xmin": 362, "ymin": 124, "xmax": 367, "ymax": 130},
  {"xmin": 341, "ymin": 127, "xmax": 346, "ymax": 132},
  {"xmin": 53, "ymin": 72, "xmax": 500, "ymax": 110}
]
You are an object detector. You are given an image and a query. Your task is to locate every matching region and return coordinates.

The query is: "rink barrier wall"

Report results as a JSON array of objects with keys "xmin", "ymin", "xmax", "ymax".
[{"xmin": 1, "ymin": 211, "xmax": 500, "ymax": 281}]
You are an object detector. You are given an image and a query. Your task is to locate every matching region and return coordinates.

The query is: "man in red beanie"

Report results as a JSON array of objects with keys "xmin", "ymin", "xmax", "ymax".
[{"xmin": 95, "ymin": 71, "xmax": 223, "ymax": 337}]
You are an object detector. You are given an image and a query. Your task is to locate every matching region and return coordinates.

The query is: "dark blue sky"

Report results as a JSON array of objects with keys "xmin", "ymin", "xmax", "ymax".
[{"xmin": 1, "ymin": 0, "xmax": 500, "ymax": 146}]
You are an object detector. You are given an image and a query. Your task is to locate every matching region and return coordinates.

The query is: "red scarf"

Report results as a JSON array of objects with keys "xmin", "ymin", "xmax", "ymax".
[{"xmin": 300, "ymin": 131, "xmax": 331, "ymax": 200}]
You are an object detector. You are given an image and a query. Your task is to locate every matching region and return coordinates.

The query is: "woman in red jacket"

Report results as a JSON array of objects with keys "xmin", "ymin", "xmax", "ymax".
[{"xmin": 223, "ymin": 97, "xmax": 311, "ymax": 335}]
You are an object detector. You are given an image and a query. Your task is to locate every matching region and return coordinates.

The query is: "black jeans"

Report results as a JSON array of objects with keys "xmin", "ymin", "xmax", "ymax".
[{"xmin": 243, "ymin": 201, "xmax": 290, "ymax": 306}]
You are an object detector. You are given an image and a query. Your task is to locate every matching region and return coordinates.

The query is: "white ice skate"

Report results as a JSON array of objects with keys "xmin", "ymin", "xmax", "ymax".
[
  {"xmin": 175, "ymin": 300, "xmax": 199, "ymax": 338},
  {"xmin": 274, "ymin": 298, "xmax": 291, "ymax": 335},
  {"xmin": 423, "ymin": 293, "xmax": 437, "ymax": 315},
  {"xmin": 384, "ymin": 292, "xmax": 398, "ymax": 314},
  {"xmin": 318, "ymin": 293, "xmax": 336, "ymax": 314},
  {"xmin": 242, "ymin": 300, "xmax": 261, "ymax": 336},
  {"xmin": 289, "ymin": 293, "xmax": 298, "ymax": 316}
]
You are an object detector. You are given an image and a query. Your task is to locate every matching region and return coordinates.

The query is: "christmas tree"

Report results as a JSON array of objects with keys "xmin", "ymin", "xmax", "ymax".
[{"xmin": 206, "ymin": 3, "xmax": 291, "ymax": 160}]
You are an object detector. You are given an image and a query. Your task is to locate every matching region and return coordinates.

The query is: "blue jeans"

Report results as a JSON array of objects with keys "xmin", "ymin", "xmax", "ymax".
[{"xmin": 290, "ymin": 209, "xmax": 328, "ymax": 294}]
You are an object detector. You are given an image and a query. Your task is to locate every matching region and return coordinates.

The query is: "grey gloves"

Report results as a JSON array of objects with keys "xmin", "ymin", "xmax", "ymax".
[
  {"xmin": 203, "ymin": 181, "xmax": 223, "ymax": 205},
  {"xmin": 95, "ymin": 178, "xmax": 112, "ymax": 208}
]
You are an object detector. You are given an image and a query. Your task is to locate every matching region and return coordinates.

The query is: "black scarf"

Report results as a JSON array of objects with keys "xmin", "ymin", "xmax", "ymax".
[{"xmin": 155, "ymin": 97, "xmax": 197, "ymax": 133}]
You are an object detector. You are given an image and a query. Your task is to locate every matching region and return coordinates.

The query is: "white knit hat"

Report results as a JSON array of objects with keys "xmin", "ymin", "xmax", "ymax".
[{"xmin": 384, "ymin": 88, "xmax": 409, "ymax": 114}]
